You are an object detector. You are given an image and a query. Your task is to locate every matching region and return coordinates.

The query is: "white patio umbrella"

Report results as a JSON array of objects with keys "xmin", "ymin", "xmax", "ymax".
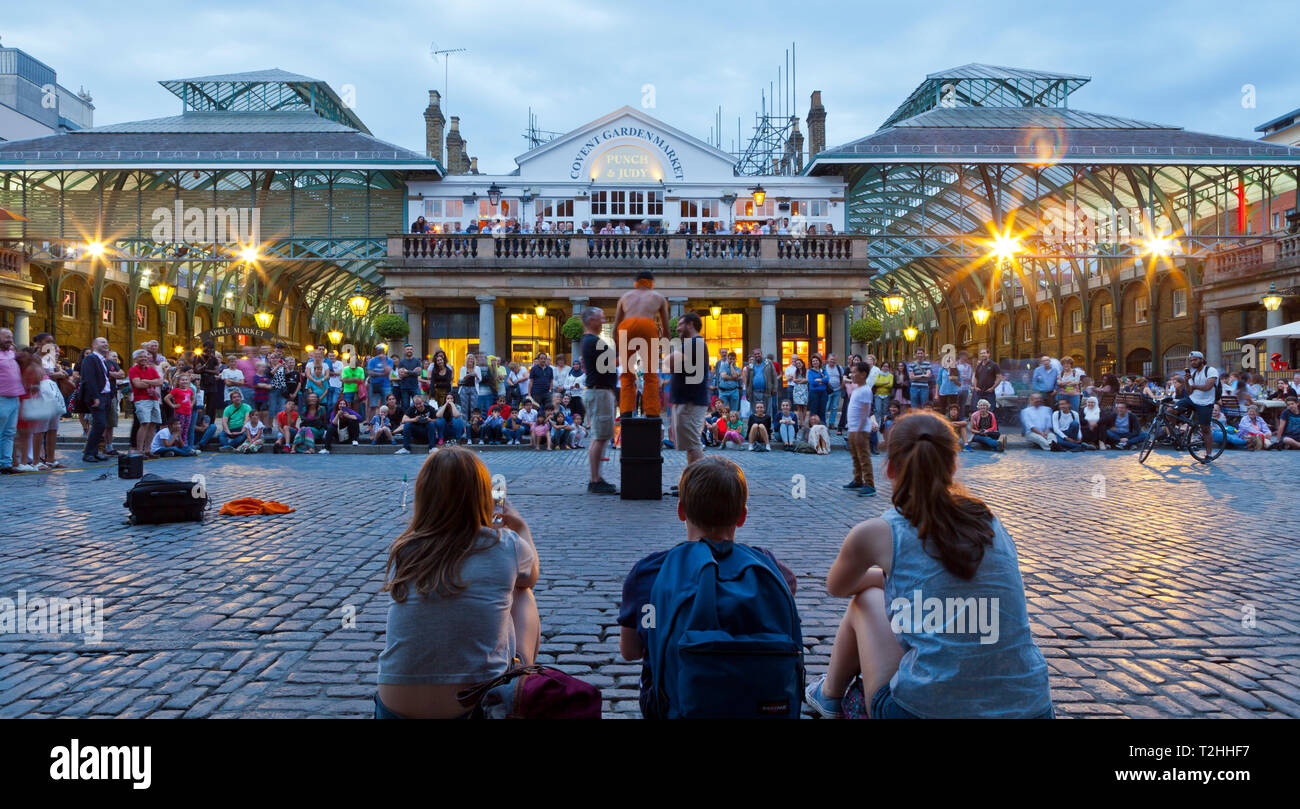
[{"xmin": 1237, "ymin": 321, "xmax": 1300, "ymax": 340}]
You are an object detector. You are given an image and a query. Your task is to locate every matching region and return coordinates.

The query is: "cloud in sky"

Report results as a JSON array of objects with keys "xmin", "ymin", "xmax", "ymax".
[{"xmin": 4, "ymin": 0, "xmax": 1297, "ymax": 168}]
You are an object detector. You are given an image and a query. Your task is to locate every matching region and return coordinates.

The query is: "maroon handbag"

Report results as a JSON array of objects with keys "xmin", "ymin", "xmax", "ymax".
[{"xmin": 456, "ymin": 665, "xmax": 602, "ymax": 719}]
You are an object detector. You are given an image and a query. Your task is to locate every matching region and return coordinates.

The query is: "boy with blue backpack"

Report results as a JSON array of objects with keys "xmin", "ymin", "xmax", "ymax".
[{"xmin": 617, "ymin": 457, "xmax": 804, "ymax": 718}]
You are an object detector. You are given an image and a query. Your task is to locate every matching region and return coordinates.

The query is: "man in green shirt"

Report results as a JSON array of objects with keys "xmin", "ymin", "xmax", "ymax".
[
  {"xmin": 341, "ymin": 362, "xmax": 366, "ymax": 408},
  {"xmin": 219, "ymin": 389, "xmax": 254, "ymax": 452}
]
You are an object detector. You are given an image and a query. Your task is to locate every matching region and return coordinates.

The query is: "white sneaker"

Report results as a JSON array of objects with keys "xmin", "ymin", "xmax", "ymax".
[
  {"xmin": 17, "ymin": 464, "xmax": 38, "ymax": 472},
  {"xmin": 318, "ymin": 449, "xmax": 329, "ymax": 455},
  {"xmin": 394, "ymin": 448, "xmax": 410, "ymax": 455},
  {"xmin": 427, "ymin": 447, "xmax": 437, "ymax": 454},
  {"xmin": 351, "ymin": 440, "xmax": 359, "ymax": 446},
  {"xmin": 193, "ymin": 448, "xmax": 202, "ymax": 454},
  {"xmin": 746, "ymin": 443, "xmax": 753, "ymax": 451}
]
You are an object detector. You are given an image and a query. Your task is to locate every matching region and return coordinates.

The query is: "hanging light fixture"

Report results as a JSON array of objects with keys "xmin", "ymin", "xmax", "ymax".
[
  {"xmin": 904, "ymin": 325, "xmax": 919, "ymax": 342},
  {"xmin": 347, "ymin": 280, "xmax": 370, "ymax": 319},
  {"xmin": 534, "ymin": 302, "xmax": 547, "ymax": 319},
  {"xmin": 710, "ymin": 304, "xmax": 722, "ymax": 319},
  {"xmin": 487, "ymin": 183, "xmax": 503, "ymax": 206},
  {"xmin": 750, "ymin": 185, "xmax": 766, "ymax": 206},
  {"xmin": 174, "ymin": 345, "xmax": 183, "ymax": 354},
  {"xmin": 882, "ymin": 286, "xmax": 905, "ymax": 315},
  {"xmin": 304, "ymin": 344, "xmax": 315, "ymax": 353},
  {"xmin": 1261, "ymin": 282, "xmax": 1283, "ymax": 312},
  {"xmin": 254, "ymin": 310, "xmax": 274, "ymax": 330},
  {"xmin": 327, "ymin": 328, "xmax": 343, "ymax": 345},
  {"xmin": 972, "ymin": 306, "xmax": 991, "ymax": 326},
  {"xmin": 149, "ymin": 281, "xmax": 175, "ymax": 306}
]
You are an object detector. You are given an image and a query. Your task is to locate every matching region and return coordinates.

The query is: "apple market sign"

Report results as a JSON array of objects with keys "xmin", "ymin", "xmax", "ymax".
[
  {"xmin": 197, "ymin": 326, "xmax": 275, "ymax": 342},
  {"xmin": 569, "ymin": 128, "xmax": 685, "ymax": 181}
]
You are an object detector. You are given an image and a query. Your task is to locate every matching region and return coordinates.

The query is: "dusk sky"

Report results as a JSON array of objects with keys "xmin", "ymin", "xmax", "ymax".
[{"xmin": 5, "ymin": 0, "xmax": 1298, "ymax": 168}]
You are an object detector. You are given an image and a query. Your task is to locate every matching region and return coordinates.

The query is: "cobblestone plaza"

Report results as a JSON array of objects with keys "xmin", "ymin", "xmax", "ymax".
[{"xmin": 1, "ymin": 446, "xmax": 1296, "ymax": 719}]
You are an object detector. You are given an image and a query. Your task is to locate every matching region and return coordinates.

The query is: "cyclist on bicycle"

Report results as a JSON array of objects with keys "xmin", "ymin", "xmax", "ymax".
[{"xmin": 1175, "ymin": 351, "xmax": 1218, "ymax": 454}]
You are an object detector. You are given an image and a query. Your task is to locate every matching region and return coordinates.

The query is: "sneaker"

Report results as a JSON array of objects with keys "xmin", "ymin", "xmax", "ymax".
[
  {"xmin": 962, "ymin": 444, "xmax": 974, "ymax": 452},
  {"xmin": 759, "ymin": 443, "xmax": 770, "ymax": 452},
  {"xmin": 351, "ymin": 440, "xmax": 359, "ymax": 446},
  {"xmin": 997, "ymin": 435, "xmax": 1007, "ymax": 452},
  {"xmin": 15, "ymin": 463, "xmax": 38, "ymax": 472},
  {"xmin": 394, "ymin": 447, "xmax": 410, "ymax": 455},
  {"xmin": 587, "ymin": 479, "xmax": 618, "ymax": 495},
  {"xmin": 858, "ymin": 485, "xmax": 877, "ymax": 496},
  {"xmin": 745, "ymin": 443, "xmax": 753, "ymax": 451},
  {"xmin": 842, "ymin": 480, "xmax": 863, "ymax": 489},
  {"xmin": 318, "ymin": 449, "xmax": 329, "ymax": 455},
  {"xmin": 804, "ymin": 674, "xmax": 843, "ymax": 719}
]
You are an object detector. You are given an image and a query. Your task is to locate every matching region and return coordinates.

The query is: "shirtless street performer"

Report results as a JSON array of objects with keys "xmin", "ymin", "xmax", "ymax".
[{"xmin": 613, "ymin": 270, "xmax": 670, "ymax": 419}]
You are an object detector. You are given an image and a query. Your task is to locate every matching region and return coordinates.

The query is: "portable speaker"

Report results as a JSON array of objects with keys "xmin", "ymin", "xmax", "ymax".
[
  {"xmin": 619, "ymin": 417, "xmax": 663, "ymax": 460},
  {"xmin": 118, "ymin": 453, "xmax": 144, "ymax": 480},
  {"xmin": 620, "ymin": 457, "xmax": 663, "ymax": 500}
]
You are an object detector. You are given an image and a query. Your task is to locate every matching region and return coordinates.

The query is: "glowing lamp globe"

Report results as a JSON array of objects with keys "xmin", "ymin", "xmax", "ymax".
[
  {"xmin": 328, "ymin": 329, "xmax": 343, "ymax": 345},
  {"xmin": 1262, "ymin": 283, "xmax": 1283, "ymax": 312},
  {"xmin": 534, "ymin": 304, "xmax": 547, "ymax": 318},
  {"xmin": 972, "ymin": 306, "xmax": 991, "ymax": 326},
  {"xmin": 149, "ymin": 282, "xmax": 175, "ymax": 306},
  {"xmin": 347, "ymin": 285, "xmax": 370, "ymax": 319},
  {"xmin": 882, "ymin": 287, "xmax": 905, "ymax": 315},
  {"xmin": 904, "ymin": 325, "xmax": 919, "ymax": 342},
  {"xmin": 254, "ymin": 310, "xmax": 274, "ymax": 330}
]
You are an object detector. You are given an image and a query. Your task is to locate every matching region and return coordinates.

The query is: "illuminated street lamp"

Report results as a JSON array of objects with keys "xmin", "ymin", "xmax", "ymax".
[
  {"xmin": 254, "ymin": 310, "xmax": 274, "ymax": 330},
  {"xmin": 327, "ymin": 329, "xmax": 343, "ymax": 345},
  {"xmin": 239, "ymin": 244, "xmax": 259, "ymax": 263},
  {"xmin": 750, "ymin": 185, "xmax": 766, "ymax": 206},
  {"xmin": 710, "ymin": 304, "xmax": 722, "ymax": 319},
  {"xmin": 534, "ymin": 303, "xmax": 548, "ymax": 319},
  {"xmin": 882, "ymin": 286, "xmax": 905, "ymax": 315},
  {"xmin": 149, "ymin": 281, "xmax": 175, "ymax": 307},
  {"xmin": 1262, "ymin": 282, "xmax": 1283, "ymax": 312},
  {"xmin": 972, "ymin": 306, "xmax": 991, "ymax": 326},
  {"xmin": 903, "ymin": 325, "xmax": 918, "ymax": 342},
  {"xmin": 347, "ymin": 281, "xmax": 370, "ymax": 319},
  {"xmin": 304, "ymin": 344, "xmax": 315, "ymax": 353}
]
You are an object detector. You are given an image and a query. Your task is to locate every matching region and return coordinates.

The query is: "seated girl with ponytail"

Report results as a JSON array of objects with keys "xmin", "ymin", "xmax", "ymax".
[{"xmin": 805, "ymin": 411, "xmax": 1052, "ymax": 719}]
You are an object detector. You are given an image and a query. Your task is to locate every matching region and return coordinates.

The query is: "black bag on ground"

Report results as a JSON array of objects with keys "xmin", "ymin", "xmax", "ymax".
[{"xmin": 124, "ymin": 474, "xmax": 208, "ymax": 524}]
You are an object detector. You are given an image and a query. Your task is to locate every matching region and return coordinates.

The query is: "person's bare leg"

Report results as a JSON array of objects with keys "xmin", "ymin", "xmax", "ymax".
[
  {"xmin": 44, "ymin": 429, "xmax": 58, "ymax": 464},
  {"xmin": 588, "ymin": 437, "xmax": 607, "ymax": 483},
  {"xmin": 823, "ymin": 567, "xmax": 888, "ymax": 699},
  {"xmin": 511, "ymin": 587, "xmax": 540, "ymax": 665},
  {"xmin": 847, "ymin": 587, "xmax": 905, "ymax": 717}
]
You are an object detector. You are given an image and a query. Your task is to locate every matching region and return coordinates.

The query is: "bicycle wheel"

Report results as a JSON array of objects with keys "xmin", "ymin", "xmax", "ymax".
[
  {"xmin": 1189, "ymin": 419, "xmax": 1226, "ymax": 464},
  {"xmin": 1138, "ymin": 418, "xmax": 1160, "ymax": 464}
]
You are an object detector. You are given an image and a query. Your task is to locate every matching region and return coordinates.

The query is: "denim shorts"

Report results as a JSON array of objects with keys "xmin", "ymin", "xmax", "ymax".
[
  {"xmin": 374, "ymin": 693, "xmax": 472, "ymax": 719},
  {"xmin": 844, "ymin": 679, "xmax": 1056, "ymax": 719}
]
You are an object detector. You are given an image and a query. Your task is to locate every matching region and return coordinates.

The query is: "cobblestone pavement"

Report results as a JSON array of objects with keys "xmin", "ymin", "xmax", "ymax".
[{"xmin": 1, "ymin": 444, "xmax": 1297, "ymax": 719}]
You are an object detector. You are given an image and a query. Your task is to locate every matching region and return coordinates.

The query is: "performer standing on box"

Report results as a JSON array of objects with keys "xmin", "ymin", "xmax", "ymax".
[
  {"xmin": 580, "ymin": 307, "xmax": 619, "ymax": 495},
  {"xmin": 614, "ymin": 271, "xmax": 670, "ymax": 419}
]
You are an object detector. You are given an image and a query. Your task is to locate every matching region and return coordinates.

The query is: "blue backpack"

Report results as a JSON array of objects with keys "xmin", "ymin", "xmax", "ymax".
[{"xmin": 647, "ymin": 539, "xmax": 804, "ymax": 718}]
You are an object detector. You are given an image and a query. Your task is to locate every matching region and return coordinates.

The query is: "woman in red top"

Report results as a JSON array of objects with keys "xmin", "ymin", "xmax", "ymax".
[{"xmin": 965, "ymin": 398, "xmax": 1006, "ymax": 452}]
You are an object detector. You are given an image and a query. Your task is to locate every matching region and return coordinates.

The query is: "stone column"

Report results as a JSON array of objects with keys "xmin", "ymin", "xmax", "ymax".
[
  {"xmin": 476, "ymin": 296, "xmax": 497, "ymax": 358},
  {"xmin": 1266, "ymin": 306, "xmax": 1285, "ymax": 365},
  {"xmin": 760, "ymin": 297, "xmax": 779, "ymax": 359},
  {"xmin": 830, "ymin": 304, "xmax": 849, "ymax": 360},
  {"xmin": 569, "ymin": 297, "xmax": 590, "ymax": 359},
  {"xmin": 667, "ymin": 296, "xmax": 688, "ymax": 321},
  {"xmin": 404, "ymin": 302, "xmax": 424, "ymax": 355},
  {"xmin": 1204, "ymin": 309, "xmax": 1222, "ymax": 370},
  {"xmin": 13, "ymin": 311, "xmax": 30, "ymax": 347}
]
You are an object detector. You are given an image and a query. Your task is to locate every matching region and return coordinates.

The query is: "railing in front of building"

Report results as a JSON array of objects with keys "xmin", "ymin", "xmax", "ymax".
[
  {"xmin": 0, "ymin": 246, "xmax": 24, "ymax": 276},
  {"xmin": 391, "ymin": 233, "xmax": 863, "ymax": 266},
  {"xmin": 1206, "ymin": 233, "xmax": 1300, "ymax": 282}
]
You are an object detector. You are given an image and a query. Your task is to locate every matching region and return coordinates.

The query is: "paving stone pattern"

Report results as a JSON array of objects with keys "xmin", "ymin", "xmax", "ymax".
[{"xmin": 1, "ymin": 444, "xmax": 1297, "ymax": 719}]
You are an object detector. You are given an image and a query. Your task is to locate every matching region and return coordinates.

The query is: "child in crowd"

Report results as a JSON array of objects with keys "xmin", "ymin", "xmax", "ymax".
[
  {"xmin": 571, "ymin": 413, "xmax": 587, "ymax": 449},
  {"xmin": 503, "ymin": 412, "xmax": 522, "ymax": 445},
  {"xmin": 548, "ymin": 406, "xmax": 571, "ymax": 449},
  {"xmin": 150, "ymin": 416, "xmax": 197, "ymax": 457},
  {"xmin": 805, "ymin": 412, "xmax": 1053, "ymax": 719},
  {"xmin": 468, "ymin": 409, "xmax": 485, "ymax": 445},
  {"xmin": 719, "ymin": 409, "xmax": 744, "ymax": 449},
  {"xmin": 531, "ymin": 405, "xmax": 553, "ymax": 450},
  {"xmin": 235, "ymin": 410, "xmax": 265, "ymax": 453},
  {"xmin": 370, "ymin": 405, "xmax": 393, "ymax": 445},
  {"xmin": 946, "ymin": 404, "xmax": 969, "ymax": 449},
  {"xmin": 164, "ymin": 372, "xmax": 195, "ymax": 450},
  {"xmin": 618, "ymin": 457, "xmax": 799, "ymax": 719},
  {"xmin": 275, "ymin": 400, "xmax": 299, "ymax": 452}
]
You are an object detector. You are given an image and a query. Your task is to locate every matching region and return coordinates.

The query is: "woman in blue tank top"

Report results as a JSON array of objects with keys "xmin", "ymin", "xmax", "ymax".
[{"xmin": 805, "ymin": 411, "xmax": 1052, "ymax": 719}]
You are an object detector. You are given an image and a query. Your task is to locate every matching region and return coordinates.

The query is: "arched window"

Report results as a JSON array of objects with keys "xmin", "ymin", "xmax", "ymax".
[{"xmin": 1162, "ymin": 344, "xmax": 1192, "ymax": 378}]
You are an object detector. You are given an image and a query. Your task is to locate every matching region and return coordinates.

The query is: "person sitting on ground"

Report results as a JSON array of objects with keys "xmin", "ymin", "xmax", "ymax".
[
  {"xmin": 1051, "ymin": 397, "xmax": 1090, "ymax": 452},
  {"xmin": 1080, "ymin": 396, "xmax": 1104, "ymax": 449},
  {"xmin": 570, "ymin": 413, "xmax": 587, "ymax": 449},
  {"xmin": 1271, "ymin": 396, "xmax": 1300, "ymax": 450},
  {"xmin": 467, "ymin": 409, "xmax": 485, "ymax": 445},
  {"xmin": 617, "ymin": 457, "xmax": 798, "ymax": 719},
  {"xmin": 547, "ymin": 405, "xmax": 571, "ymax": 449},
  {"xmin": 218, "ymin": 389, "xmax": 253, "ymax": 452},
  {"xmin": 150, "ymin": 416, "xmax": 197, "ymax": 457},
  {"xmin": 746, "ymin": 400, "xmax": 772, "ymax": 451},
  {"xmin": 1101, "ymin": 400, "xmax": 1144, "ymax": 449},
  {"xmin": 275, "ymin": 400, "xmax": 299, "ymax": 452},
  {"xmin": 1238, "ymin": 405, "xmax": 1273, "ymax": 450},
  {"xmin": 775, "ymin": 399, "xmax": 798, "ymax": 446},
  {"xmin": 517, "ymin": 398, "xmax": 539, "ymax": 444},
  {"xmin": 880, "ymin": 401, "xmax": 902, "ymax": 451},
  {"xmin": 1210, "ymin": 404, "xmax": 1247, "ymax": 449},
  {"xmin": 370, "ymin": 405, "xmax": 394, "ymax": 446},
  {"xmin": 236, "ymin": 410, "xmax": 265, "ymax": 453},
  {"xmin": 396, "ymin": 395, "xmax": 437, "ymax": 455},
  {"xmin": 945, "ymin": 404, "xmax": 968, "ymax": 450},
  {"xmin": 808, "ymin": 415, "xmax": 831, "ymax": 455},
  {"xmin": 966, "ymin": 399, "xmax": 1005, "ymax": 452},
  {"xmin": 804, "ymin": 411, "xmax": 1053, "ymax": 719},
  {"xmin": 1020, "ymin": 393, "xmax": 1055, "ymax": 451},
  {"xmin": 503, "ymin": 412, "xmax": 522, "ymax": 445},
  {"xmin": 376, "ymin": 447, "xmax": 540, "ymax": 719},
  {"xmin": 321, "ymin": 397, "xmax": 361, "ymax": 454},
  {"xmin": 530, "ymin": 405, "xmax": 553, "ymax": 450},
  {"xmin": 434, "ymin": 393, "xmax": 466, "ymax": 445},
  {"xmin": 296, "ymin": 392, "xmax": 327, "ymax": 453},
  {"xmin": 484, "ymin": 396, "xmax": 509, "ymax": 444},
  {"xmin": 718, "ymin": 409, "xmax": 744, "ymax": 449}
]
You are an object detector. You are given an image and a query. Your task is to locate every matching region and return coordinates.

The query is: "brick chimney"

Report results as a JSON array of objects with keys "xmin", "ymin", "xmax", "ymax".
[
  {"xmin": 424, "ymin": 90, "xmax": 446, "ymax": 164},
  {"xmin": 445, "ymin": 116, "xmax": 466, "ymax": 174},
  {"xmin": 788, "ymin": 116, "xmax": 804, "ymax": 173},
  {"xmin": 470, "ymin": 156, "xmax": 479, "ymax": 174},
  {"xmin": 806, "ymin": 90, "xmax": 826, "ymax": 158}
]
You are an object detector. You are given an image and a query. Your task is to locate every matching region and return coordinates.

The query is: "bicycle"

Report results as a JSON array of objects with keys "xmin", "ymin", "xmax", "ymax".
[{"xmin": 1138, "ymin": 398, "xmax": 1225, "ymax": 465}]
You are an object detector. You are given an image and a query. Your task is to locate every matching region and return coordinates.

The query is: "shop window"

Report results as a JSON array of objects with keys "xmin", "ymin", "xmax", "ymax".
[
  {"xmin": 702, "ymin": 312, "xmax": 745, "ymax": 367},
  {"xmin": 101, "ymin": 297, "xmax": 115, "ymax": 325},
  {"xmin": 135, "ymin": 304, "xmax": 148, "ymax": 330},
  {"xmin": 509, "ymin": 312, "xmax": 555, "ymax": 365},
  {"xmin": 1134, "ymin": 295, "xmax": 1149, "ymax": 324},
  {"xmin": 1101, "ymin": 303, "xmax": 1114, "ymax": 330},
  {"xmin": 1071, "ymin": 309, "xmax": 1083, "ymax": 334},
  {"xmin": 61, "ymin": 289, "xmax": 77, "ymax": 319},
  {"xmin": 167, "ymin": 309, "xmax": 178, "ymax": 335},
  {"xmin": 1172, "ymin": 288, "xmax": 1187, "ymax": 318}
]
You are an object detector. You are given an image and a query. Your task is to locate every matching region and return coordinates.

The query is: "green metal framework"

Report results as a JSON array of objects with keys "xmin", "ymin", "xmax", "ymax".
[
  {"xmin": 881, "ymin": 65, "xmax": 1089, "ymax": 129},
  {"xmin": 158, "ymin": 70, "xmax": 371, "ymax": 134}
]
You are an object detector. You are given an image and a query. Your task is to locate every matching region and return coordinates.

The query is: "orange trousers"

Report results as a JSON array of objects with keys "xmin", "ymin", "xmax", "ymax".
[{"xmin": 618, "ymin": 317, "xmax": 661, "ymax": 417}]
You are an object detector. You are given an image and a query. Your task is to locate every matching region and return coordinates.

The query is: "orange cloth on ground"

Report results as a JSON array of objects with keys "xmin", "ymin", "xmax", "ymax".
[
  {"xmin": 219, "ymin": 497, "xmax": 296, "ymax": 516},
  {"xmin": 617, "ymin": 316, "xmax": 661, "ymax": 417}
]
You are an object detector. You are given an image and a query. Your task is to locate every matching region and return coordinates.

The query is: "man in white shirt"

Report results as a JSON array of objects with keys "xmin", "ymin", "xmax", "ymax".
[
  {"xmin": 1177, "ymin": 350, "xmax": 1219, "ymax": 453},
  {"xmin": 842, "ymin": 362, "xmax": 876, "ymax": 496},
  {"xmin": 1020, "ymin": 393, "xmax": 1055, "ymax": 450},
  {"xmin": 326, "ymin": 350, "xmax": 344, "ymax": 412}
]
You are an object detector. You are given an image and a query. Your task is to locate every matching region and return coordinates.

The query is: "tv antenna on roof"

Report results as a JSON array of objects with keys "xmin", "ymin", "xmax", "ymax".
[{"xmin": 430, "ymin": 43, "xmax": 468, "ymax": 108}]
